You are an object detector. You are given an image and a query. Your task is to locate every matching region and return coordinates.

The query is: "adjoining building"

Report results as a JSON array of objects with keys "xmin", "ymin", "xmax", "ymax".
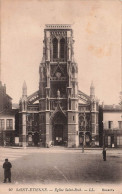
[
  {"xmin": 19, "ymin": 24, "xmax": 99, "ymax": 147},
  {"xmin": 0, "ymin": 81, "xmax": 12, "ymax": 111},
  {"xmin": 0, "ymin": 81, "xmax": 18, "ymax": 146},
  {"xmin": 99, "ymin": 104, "xmax": 122, "ymax": 148},
  {"xmin": 0, "ymin": 109, "xmax": 18, "ymax": 146}
]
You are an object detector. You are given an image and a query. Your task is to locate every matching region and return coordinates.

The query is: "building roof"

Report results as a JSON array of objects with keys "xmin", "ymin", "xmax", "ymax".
[
  {"xmin": 6, "ymin": 94, "xmax": 12, "ymax": 100},
  {"xmin": 0, "ymin": 109, "xmax": 18, "ymax": 116},
  {"xmin": 102, "ymin": 105, "xmax": 122, "ymax": 111}
]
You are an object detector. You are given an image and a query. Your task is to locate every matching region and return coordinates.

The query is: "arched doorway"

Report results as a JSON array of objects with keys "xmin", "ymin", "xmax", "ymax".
[
  {"xmin": 33, "ymin": 132, "xmax": 40, "ymax": 146},
  {"xmin": 54, "ymin": 124, "xmax": 63, "ymax": 145},
  {"xmin": 51, "ymin": 111, "xmax": 67, "ymax": 146}
]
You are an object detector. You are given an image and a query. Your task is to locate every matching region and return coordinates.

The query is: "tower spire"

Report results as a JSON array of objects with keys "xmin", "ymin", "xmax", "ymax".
[
  {"xmin": 90, "ymin": 81, "xmax": 95, "ymax": 99},
  {"xmin": 22, "ymin": 81, "xmax": 27, "ymax": 97}
]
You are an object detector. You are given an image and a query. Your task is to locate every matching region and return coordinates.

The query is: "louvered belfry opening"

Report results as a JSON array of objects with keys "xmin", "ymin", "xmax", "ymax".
[
  {"xmin": 53, "ymin": 38, "xmax": 58, "ymax": 60},
  {"xmin": 60, "ymin": 38, "xmax": 65, "ymax": 59}
]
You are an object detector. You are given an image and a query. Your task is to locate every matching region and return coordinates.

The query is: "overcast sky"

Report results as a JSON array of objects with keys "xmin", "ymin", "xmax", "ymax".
[{"xmin": 1, "ymin": 0, "xmax": 121, "ymax": 105}]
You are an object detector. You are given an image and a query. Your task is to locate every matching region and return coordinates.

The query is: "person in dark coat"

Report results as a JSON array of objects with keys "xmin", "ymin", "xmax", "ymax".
[
  {"xmin": 3, "ymin": 159, "xmax": 12, "ymax": 183},
  {"xmin": 103, "ymin": 147, "xmax": 106, "ymax": 161}
]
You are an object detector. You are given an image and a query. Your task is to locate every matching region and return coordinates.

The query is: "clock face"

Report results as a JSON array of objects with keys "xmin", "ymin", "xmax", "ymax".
[{"xmin": 56, "ymin": 72, "xmax": 61, "ymax": 78}]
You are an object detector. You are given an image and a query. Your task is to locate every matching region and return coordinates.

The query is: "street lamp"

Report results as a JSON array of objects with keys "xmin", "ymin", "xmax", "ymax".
[
  {"xmin": 102, "ymin": 121, "xmax": 105, "ymax": 148},
  {"xmin": 82, "ymin": 131, "xmax": 86, "ymax": 153},
  {"xmin": 102, "ymin": 121, "xmax": 107, "ymax": 161},
  {"xmin": 82, "ymin": 109, "xmax": 86, "ymax": 153}
]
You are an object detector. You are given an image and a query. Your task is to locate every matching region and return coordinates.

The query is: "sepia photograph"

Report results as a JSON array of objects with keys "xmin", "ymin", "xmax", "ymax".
[{"xmin": 0, "ymin": 0, "xmax": 122, "ymax": 193}]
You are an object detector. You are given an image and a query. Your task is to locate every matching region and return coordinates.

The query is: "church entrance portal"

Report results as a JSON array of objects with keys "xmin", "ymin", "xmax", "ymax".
[
  {"xmin": 33, "ymin": 132, "xmax": 39, "ymax": 146},
  {"xmin": 51, "ymin": 111, "xmax": 67, "ymax": 146},
  {"xmin": 54, "ymin": 124, "xmax": 63, "ymax": 145}
]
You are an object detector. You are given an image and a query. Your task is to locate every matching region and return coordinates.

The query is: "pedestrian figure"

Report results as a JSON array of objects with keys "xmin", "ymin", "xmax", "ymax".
[
  {"xmin": 103, "ymin": 147, "xmax": 106, "ymax": 161},
  {"xmin": 3, "ymin": 159, "xmax": 12, "ymax": 183},
  {"xmin": 4, "ymin": 140, "xmax": 6, "ymax": 147}
]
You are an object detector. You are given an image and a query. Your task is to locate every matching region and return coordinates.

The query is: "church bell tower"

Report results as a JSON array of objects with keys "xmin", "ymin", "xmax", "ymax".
[{"xmin": 39, "ymin": 25, "xmax": 79, "ymax": 147}]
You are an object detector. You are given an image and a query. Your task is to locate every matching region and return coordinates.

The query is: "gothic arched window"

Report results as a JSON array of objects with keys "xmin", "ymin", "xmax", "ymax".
[
  {"xmin": 53, "ymin": 38, "xmax": 58, "ymax": 59},
  {"xmin": 60, "ymin": 38, "xmax": 65, "ymax": 59}
]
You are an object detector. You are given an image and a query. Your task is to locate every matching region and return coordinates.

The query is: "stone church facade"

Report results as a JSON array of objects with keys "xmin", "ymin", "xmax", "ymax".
[{"xmin": 19, "ymin": 24, "xmax": 99, "ymax": 147}]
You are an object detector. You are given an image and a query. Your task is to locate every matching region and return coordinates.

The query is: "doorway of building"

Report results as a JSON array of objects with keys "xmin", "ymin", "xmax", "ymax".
[
  {"xmin": 111, "ymin": 135, "xmax": 114, "ymax": 147},
  {"xmin": 33, "ymin": 132, "xmax": 40, "ymax": 146},
  {"xmin": 54, "ymin": 124, "xmax": 63, "ymax": 146}
]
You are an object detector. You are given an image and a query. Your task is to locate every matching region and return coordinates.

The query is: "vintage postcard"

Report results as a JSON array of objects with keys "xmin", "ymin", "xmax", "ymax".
[{"xmin": 0, "ymin": 0, "xmax": 122, "ymax": 194}]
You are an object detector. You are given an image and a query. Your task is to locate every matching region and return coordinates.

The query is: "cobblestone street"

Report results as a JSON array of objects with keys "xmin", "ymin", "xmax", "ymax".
[{"xmin": 0, "ymin": 147, "xmax": 122, "ymax": 186}]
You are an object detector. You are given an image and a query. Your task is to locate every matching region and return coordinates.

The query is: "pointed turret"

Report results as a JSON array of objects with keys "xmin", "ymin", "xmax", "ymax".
[
  {"xmin": 21, "ymin": 81, "xmax": 27, "ymax": 112},
  {"xmin": 90, "ymin": 81, "xmax": 95, "ymax": 99},
  {"xmin": 22, "ymin": 81, "xmax": 27, "ymax": 97}
]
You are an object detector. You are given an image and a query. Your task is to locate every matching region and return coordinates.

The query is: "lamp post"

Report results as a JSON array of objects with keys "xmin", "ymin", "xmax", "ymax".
[
  {"xmin": 102, "ymin": 121, "xmax": 107, "ymax": 161},
  {"xmin": 82, "ymin": 109, "xmax": 86, "ymax": 153},
  {"xmin": 103, "ymin": 131, "xmax": 105, "ymax": 150},
  {"xmin": 82, "ymin": 131, "xmax": 86, "ymax": 153},
  {"xmin": 102, "ymin": 121, "xmax": 105, "ymax": 148}
]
